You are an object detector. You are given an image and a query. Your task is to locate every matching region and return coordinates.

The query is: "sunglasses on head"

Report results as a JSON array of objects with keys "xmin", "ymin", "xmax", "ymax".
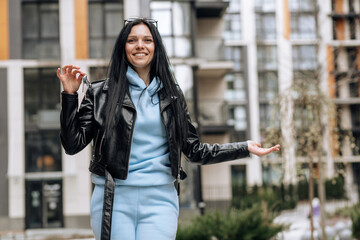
[{"xmin": 123, "ymin": 18, "xmax": 158, "ymax": 28}]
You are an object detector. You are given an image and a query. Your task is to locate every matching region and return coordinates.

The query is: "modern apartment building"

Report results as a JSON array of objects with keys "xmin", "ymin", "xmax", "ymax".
[
  {"xmin": 0, "ymin": 0, "xmax": 359, "ymax": 232},
  {"xmin": 221, "ymin": 0, "xmax": 360, "ymax": 198}
]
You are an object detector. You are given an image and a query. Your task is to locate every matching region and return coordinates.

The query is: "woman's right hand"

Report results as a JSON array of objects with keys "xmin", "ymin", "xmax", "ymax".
[{"xmin": 57, "ymin": 64, "xmax": 87, "ymax": 94}]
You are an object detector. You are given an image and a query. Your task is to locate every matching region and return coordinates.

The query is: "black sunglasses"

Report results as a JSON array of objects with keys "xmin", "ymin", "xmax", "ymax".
[{"xmin": 123, "ymin": 18, "xmax": 158, "ymax": 28}]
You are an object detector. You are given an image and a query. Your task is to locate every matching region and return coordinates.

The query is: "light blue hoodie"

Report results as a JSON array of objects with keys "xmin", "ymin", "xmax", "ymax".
[{"xmin": 91, "ymin": 67, "xmax": 174, "ymax": 186}]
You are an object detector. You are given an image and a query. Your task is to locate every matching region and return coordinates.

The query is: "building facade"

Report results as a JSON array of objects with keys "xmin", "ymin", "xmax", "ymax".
[{"xmin": 0, "ymin": 0, "xmax": 359, "ymax": 231}]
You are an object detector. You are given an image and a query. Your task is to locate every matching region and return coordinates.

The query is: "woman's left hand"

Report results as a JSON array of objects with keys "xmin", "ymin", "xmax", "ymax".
[{"xmin": 247, "ymin": 140, "xmax": 280, "ymax": 157}]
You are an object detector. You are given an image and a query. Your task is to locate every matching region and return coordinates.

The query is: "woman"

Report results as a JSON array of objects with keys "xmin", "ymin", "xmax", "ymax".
[{"xmin": 58, "ymin": 18, "xmax": 280, "ymax": 240}]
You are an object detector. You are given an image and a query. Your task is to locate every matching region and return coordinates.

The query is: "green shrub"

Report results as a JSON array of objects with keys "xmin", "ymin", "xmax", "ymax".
[
  {"xmin": 351, "ymin": 204, "xmax": 360, "ymax": 239},
  {"xmin": 298, "ymin": 177, "xmax": 346, "ymax": 200},
  {"xmin": 176, "ymin": 207, "xmax": 285, "ymax": 240},
  {"xmin": 232, "ymin": 183, "xmax": 297, "ymax": 212}
]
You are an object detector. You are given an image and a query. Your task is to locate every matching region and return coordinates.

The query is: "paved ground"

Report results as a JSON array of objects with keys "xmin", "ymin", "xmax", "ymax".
[{"xmin": 274, "ymin": 200, "xmax": 354, "ymax": 240}]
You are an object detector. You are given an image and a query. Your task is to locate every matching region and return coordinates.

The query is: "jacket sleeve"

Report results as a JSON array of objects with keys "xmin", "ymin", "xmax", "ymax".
[
  {"xmin": 60, "ymin": 88, "xmax": 94, "ymax": 155},
  {"xmin": 180, "ymin": 90, "xmax": 250, "ymax": 165}
]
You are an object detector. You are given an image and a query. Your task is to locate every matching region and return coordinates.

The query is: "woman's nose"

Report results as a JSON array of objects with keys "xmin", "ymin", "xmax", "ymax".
[{"xmin": 136, "ymin": 40, "xmax": 144, "ymax": 49}]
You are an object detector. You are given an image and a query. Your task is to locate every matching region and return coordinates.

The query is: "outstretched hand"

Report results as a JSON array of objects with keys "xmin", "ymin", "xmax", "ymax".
[{"xmin": 247, "ymin": 140, "xmax": 280, "ymax": 157}]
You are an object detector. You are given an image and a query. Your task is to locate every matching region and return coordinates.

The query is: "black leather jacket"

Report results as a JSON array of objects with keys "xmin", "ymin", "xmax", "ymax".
[
  {"xmin": 60, "ymin": 79, "xmax": 250, "ymax": 181},
  {"xmin": 60, "ymin": 79, "xmax": 249, "ymax": 240}
]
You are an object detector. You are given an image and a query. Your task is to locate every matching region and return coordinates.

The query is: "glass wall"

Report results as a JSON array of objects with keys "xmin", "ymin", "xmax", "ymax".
[
  {"xmin": 22, "ymin": 1, "xmax": 60, "ymax": 59},
  {"xmin": 24, "ymin": 67, "xmax": 63, "ymax": 229},
  {"xmin": 255, "ymin": 0, "xmax": 276, "ymax": 40},
  {"xmin": 223, "ymin": 0, "xmax": 241, "ymax": 40},
  {"xmin": 289, "ymin": 0, "xmax": 316, "ymax": 40},
  {"xmin": 88, "ymin": 0, "xmax": 124, "ymax": 59},
  {"xmin": 24, "ymin": 68, "xmax": 61, "ymax": 173},
  {"xmin": 150, "ymin": 1, "xmax": 191, "ymax": 58}
]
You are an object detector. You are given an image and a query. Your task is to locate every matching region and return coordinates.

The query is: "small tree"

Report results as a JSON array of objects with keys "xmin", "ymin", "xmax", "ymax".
[{"xmin": 264, "ymin": 73, "xmax": 336, "ymax": 240}]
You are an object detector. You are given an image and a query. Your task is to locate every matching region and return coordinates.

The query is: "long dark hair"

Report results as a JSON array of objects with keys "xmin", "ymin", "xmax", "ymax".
[{"xmin": 105, "ymin": 18, "xmax": 188, "ymax": 147}]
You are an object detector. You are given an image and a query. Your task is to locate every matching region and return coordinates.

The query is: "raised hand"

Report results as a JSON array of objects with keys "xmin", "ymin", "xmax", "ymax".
[
  {"xmin": 247, "ymin": 140, "xmax": 280, "ymax": 157},
  {"xmin": 57, "ymin": 65, "xmax": 87, "ymax": 94}
]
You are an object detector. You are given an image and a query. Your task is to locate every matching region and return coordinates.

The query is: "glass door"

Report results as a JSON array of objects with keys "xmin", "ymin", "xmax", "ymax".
[{"xmin": 26, "ymin": 180, "xmax": 63, "ymax": 229}]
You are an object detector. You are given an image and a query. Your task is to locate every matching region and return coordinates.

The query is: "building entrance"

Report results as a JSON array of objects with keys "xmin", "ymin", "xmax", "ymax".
[{"xmin": 25, "ymin": 180, "xmax": 63, "ymax": 229}]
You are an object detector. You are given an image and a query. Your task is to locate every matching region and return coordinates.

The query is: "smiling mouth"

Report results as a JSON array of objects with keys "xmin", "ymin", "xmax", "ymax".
[{"xmin": 134, "ymin": 53, "xmax": 147, "ymax": 56}]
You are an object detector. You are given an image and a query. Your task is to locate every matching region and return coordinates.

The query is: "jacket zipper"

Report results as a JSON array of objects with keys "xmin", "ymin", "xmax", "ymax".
[
  {"xmin": 124, "ymin": 111, "xmax": 136, "ymax": 178},
  {"xmin": 99, "ymin": 130, "xmax": 106, "ymax": 158}
]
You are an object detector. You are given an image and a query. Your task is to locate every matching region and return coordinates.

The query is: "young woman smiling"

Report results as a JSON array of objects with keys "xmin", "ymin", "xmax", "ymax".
[{"xmin": 57, "ymin": 18, "xmax": 280, "ymax": 240}]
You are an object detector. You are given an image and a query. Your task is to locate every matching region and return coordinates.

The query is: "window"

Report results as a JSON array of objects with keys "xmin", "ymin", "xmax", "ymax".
[
  {"xmin": 225, "ymin": 73, "xmax": 246, "ymax": 100},
  {"xmin": 228, "ymin": 0, "xmax": 241, "ymax": 12},
  {"xmin": 22, "ymin": 1, "xmax": 60, "ymax": 59},
  {"xmin": 89, "ymin": 0, "xmax": 124, "ymax": 59},
  {"xmin": 223, "ymin": 14, "xmax": 241, "ymax": 40},
  {"xmin": 151, "ymin": 1, "xmax": 191, "ymax": 58},
  {"xmin": 292, "ymin": 45, "xmax": 317, "ymax": 70},
  {"xmin": 255, "ymin": 0, "xmax": 276, "ymax": 12},
  {"xmin": 258, "ymin": 71, "xmax": 278, "ymax": 101},
  {"xmin": 227, "ymin": 106, "xmax": 247, "ymax": 130},
  {"xmin": 24, "ymin": 68, "xmax": 61, "ymax": 173},
  {"xmin": 224, "ymin": 46, "xmax": 243, "ymax": 71},
  {"xmin": 231, "ymin": 165, "xmax": 246, "ymax": 186},
  {"xmin": 260, "ymin": 103, "xmax": 274, "ymax": 130},
  {"xmin": 289, "ymin": 0, "xmax": 316, "ymax": 40},
  {"xmin": 25, "ymin": 131, "xmax": 62, "ymax": 172},
  {"xmin": 24, "ymin": 68, "xmax": 61, "ymax": 129},
  {"xmin": 290, "ymin": 14, "xmax": 316, "ymax": 39},
  {"xmin": 351, "ymin": 105, "xmax": 360, "ymax": 128},
  {"xmin": 256, "ymin": 13, "xmax": 276, "ymax": 40},
  {"xmin": 289, "ymin": 0, "xmax": 315, "ymax": 11},
  {"xmin": 257, "ymin": 45, "xmax": 277, "ymax": 70},
  {"xmin": 223, "ymin": 0, "xmax": 241, "ymax": 40}
]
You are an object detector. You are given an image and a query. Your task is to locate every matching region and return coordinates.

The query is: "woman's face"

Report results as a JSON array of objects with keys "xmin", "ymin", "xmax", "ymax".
[{"xmin": 125, "ymin": 24, "xmax": 155, "ymax": 73}]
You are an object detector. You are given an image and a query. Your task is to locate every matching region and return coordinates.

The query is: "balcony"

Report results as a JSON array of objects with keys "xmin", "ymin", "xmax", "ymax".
[
  {"xmin": 199, "ymin": 99, "xmax": 234, "ymax": 133},
  {"xmin": 195, "ymin": 0, "xmax": 229, "ymax": 18}
]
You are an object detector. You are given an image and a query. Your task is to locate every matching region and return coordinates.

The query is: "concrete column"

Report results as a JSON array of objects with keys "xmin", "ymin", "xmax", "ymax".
[
  {"xmin": 59, "ymin": 0, "xmax": 75, "ymax": 62},
  {"xmin": 276, "ymin": 0, "xmax": 296, "ymax": 185},
  {"xmin": 317, "ymin": 0, "xmax": 335, "ymax": 178},
  {"xmin": 59, "ymin": 0, "xmax": 92, "ymax": 217},
  {"xmin": 345, "ymin": 163, "xmax": 358, "ymax": 202},
  {"xmin": 7, "ymin": 62, "xmax": 25, "ymax": 218},
  {"xmin": 124, "ymin": 0, "xmax": 140, "ymax": 19},
  {"xmin": 242, "ymin": 0, "xmax": 262, "ymax": 186}
]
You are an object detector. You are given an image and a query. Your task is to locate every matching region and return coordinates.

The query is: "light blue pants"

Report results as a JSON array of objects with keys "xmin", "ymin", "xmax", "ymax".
[{"xmin": 90, "ymin": 183, "xmax": 179, "ymax": 240}]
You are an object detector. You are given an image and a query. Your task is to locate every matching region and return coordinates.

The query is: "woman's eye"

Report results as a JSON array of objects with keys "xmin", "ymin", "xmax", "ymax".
[{"xmin": 127, "ymin": 39, "xmax": 135, "ymax": 43}]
